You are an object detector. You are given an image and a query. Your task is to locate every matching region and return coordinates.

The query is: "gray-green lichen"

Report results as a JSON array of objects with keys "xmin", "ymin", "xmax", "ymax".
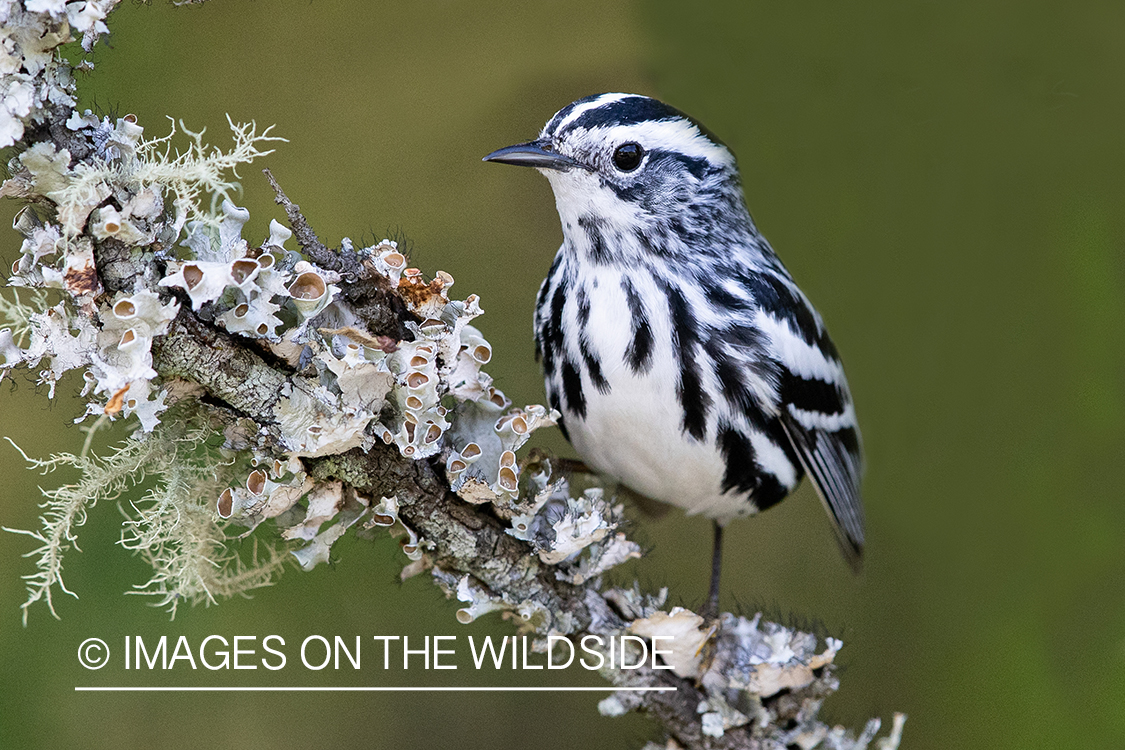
[{"xmin": 4, "ymin": 407, "xmax": 286, "ymax": 621}]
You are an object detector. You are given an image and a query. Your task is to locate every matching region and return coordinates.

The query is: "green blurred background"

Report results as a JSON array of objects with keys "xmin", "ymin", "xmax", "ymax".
[{"xmin": 2, "ymin": 1, "xmax": 1123, "ymax": 747}]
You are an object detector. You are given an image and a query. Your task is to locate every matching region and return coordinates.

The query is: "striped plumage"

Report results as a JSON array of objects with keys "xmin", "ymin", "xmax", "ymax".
[{"xmin": 485, "ymin": 93, "xmax": 864, "ymax": 582}]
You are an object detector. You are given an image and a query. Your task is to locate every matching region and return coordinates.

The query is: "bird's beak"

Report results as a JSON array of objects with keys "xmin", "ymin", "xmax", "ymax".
[{"xmin": 482, "ymin": 140, "xmax": 590, "ymax": 171}]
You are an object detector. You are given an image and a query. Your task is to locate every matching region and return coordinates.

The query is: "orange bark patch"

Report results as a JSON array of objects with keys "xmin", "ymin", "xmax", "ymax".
[
  {"xmin": 104, "ymin": 384, "xmax": 130, "ymax": 416},
  {"xmin": 396, "ymin": 274, "xmax": 448, "ymax": 308},
  {"xmin": 64, "ymin": 263, "xmax": 102, "ymax": 298}
]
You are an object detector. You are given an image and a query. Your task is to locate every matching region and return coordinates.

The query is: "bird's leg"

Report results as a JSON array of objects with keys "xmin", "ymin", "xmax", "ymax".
[{"xmin": 703, "ymin": 520, "xmax": 723, "ymax": 620}]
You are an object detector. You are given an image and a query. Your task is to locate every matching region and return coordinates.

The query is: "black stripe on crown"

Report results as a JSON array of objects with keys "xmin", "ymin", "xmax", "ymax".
[
  {"xmin": 542, "ymin": 95, "xmax": 593, "ymax": 136},
  {"xmin": 544, "ymin": 93, "xmax": 728, "ymax": 150},
  {"xmin": 568, "ymin": 96, "xmax": 689, "ymax": 132}
]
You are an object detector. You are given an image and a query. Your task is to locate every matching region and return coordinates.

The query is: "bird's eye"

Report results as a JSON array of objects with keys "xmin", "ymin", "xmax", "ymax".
[{"xmin": 613, "ymin": 142, "xmax": 644, "ymax": 171}]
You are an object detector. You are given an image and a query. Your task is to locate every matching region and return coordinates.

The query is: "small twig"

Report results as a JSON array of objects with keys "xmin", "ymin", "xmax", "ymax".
[{"xmin": 263, "ymin": 168, "xmax": 357, "ymax": 276}]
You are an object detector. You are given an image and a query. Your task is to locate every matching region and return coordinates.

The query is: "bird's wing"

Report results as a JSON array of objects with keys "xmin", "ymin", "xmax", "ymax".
[
  {"xmin": 743, "ymin": 271, "xmax": 866, "ymax": 570},
  {"xmin": 779, "ymin": 407, "xmax": 865, "ymax": 571}
]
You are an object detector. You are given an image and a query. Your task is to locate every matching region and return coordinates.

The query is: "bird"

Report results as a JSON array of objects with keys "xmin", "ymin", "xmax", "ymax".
[{"xmin": 483, "ymin": 93, "xmax": 864, "ymax": 617}]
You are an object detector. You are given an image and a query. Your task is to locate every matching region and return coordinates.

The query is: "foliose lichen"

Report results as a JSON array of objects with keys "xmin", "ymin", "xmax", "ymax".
[
  {"xmin": 0, "ymin": 0, "xmax": 117, "ymax": 149},
  {"xmin": 0, "ymin": 43, "xmax": 582, "ymax": 607}
]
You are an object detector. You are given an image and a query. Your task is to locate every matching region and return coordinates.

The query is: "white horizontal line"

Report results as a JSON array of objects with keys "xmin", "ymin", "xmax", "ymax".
[{"xmin": 75, "ymin": 686, "xmax": 675, "ymax": 692}]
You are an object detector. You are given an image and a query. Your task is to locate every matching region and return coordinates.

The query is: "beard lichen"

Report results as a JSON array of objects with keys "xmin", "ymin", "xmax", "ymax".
[
  {"xmin": 4, "ymin": 405, "xmax": 288, "ymax": 623},
  {"xmin": 0, "ymin": 287, "xmax": 50, "ymax": 346},
  {"xmin": 130, "ymin": 116, "xmax": 287, "ymax": 230}
]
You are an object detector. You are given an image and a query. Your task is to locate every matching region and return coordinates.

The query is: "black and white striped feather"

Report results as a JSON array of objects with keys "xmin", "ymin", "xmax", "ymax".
[{"xmin": 515, "ymin": 93, "xmax": 864, "ymax": 568}]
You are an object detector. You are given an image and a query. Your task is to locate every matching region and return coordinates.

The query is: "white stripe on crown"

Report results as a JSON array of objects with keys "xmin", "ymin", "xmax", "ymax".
[{"xmin": 545, "ymin": 92, "xmax": 635, "ymax": 135}]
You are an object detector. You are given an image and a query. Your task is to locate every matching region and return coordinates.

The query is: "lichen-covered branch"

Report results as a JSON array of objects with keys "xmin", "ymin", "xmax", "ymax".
[{"xmin": 0, "ymin": 5, "xmax": 902, "ymax": 749}]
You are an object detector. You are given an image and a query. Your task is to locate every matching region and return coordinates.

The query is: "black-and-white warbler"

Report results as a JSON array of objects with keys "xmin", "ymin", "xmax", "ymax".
[{"xmin": 484, "ymin": 93, "xmax": 864, "ymax": 614}]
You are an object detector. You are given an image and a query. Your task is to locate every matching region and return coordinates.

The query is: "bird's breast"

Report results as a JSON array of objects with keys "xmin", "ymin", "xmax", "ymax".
[{"xmin": 536, "ymin": 259, "xmax": 765, "ymax": 521}]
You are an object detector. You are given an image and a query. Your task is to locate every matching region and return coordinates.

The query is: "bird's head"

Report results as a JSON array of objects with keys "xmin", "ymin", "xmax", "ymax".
[{"xmin": 484, "ymin": 93, "xmax": 748, "ymax": 248}]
